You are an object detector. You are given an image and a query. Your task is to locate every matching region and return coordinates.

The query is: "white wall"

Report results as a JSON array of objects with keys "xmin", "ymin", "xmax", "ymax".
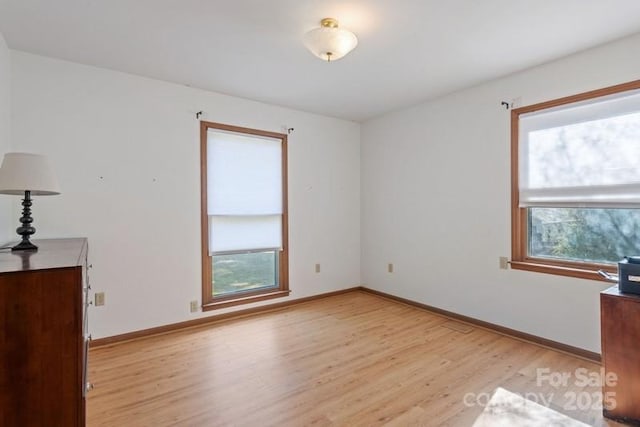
[
  {"xmin": 0, "ymin": 32, "xmax": 11, "ymax": 242},
  {"xmin": 361, "ymin": 33, "xmax": 640, "ymax": 354},
  {"xmin": 9, "ymin": 32, "xmax": 637, "ymax": 350},
  {"xmin": 10, "ymin": 51, "xmax": 361, "ymax": 339}
]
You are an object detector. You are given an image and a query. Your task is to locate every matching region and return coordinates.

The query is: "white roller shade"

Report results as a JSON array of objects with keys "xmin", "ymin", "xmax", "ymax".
[
  {"xmin": 207, "ymin": 130, "xmax": 282, "ymax": 215},
  {"xmin": 207, "ymin": 129, "xmax": 284, "ymax": 255},
  {"xmin": 519, "ymin": 89, "xmax": 640, "ymax": 208},
  {"xmin": 209, "ymin": 215, "xmax": 282, "ymax": 253}
]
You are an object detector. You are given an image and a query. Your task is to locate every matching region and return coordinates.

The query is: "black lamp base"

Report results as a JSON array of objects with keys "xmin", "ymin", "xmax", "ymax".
[
  {"xmin": 12, "ymin": 240, "xmax": 38, "ymax": 251},
  {"xmin": 12, "ymin": 190, "xmax": 38, "ymax": 252}
]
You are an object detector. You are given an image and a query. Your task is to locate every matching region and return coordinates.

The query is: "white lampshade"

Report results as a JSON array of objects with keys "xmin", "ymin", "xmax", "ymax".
[
  {"xmin": 0, "ymin": 153, "xmax": 61, "ymax": 195},
  {"xmin": 303, "ymin": 18, "xmax": 358, "ymax": 62}
]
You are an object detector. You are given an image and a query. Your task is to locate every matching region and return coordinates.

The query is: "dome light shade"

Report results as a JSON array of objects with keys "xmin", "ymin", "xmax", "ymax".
[{"xmin": 303, "ymin": 18, "xmax": 358, "ymax": 62}]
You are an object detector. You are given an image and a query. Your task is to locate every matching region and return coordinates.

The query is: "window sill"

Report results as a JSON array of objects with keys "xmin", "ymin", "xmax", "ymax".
[
  {"xmin": 202, "ymin": 289, "xmax": 291, "ymax": 311},
  {"xmin": 510, "ymin": 260, "xmax": 616, "ymax": 282}
]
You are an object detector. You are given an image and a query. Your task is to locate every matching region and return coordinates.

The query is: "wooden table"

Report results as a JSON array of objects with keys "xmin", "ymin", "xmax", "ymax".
[{"xmin": 601, "ymin": 286, "xmax": 640, "ymax": 424}]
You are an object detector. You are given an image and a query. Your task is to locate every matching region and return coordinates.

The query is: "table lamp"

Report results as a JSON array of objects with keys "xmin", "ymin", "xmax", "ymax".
[{"xmin": 0, "ymin": 153, "xmax": 61, "ymax": 251}]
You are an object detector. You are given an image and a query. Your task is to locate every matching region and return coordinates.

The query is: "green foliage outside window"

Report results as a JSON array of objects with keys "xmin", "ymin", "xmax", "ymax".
[
  {"xmin": 529, "ymin": 208, "xmax": 640, "ymax": 263},
  {"xmin": 212, "ymin": 251, "xmax": 277, "ymax": 296}
]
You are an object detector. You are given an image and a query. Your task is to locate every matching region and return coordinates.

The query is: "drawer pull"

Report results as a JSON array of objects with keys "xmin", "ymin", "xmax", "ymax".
[{"xmin": 86, "ymin": 382, "xmax": 94, "ymax": 393}]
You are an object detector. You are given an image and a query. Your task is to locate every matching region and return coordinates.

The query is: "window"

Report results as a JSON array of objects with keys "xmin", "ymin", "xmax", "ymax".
[
  {"xmin": 200, "ymin": 121, "xmax": 289, "ymax": 310},
  {"xmin": 511, "ymin": 80, "xmax": 640, "ymax": 280}
]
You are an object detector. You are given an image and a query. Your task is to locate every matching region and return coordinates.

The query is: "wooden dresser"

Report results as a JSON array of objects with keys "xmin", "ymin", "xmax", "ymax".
[
  {"xmin": 601, "ymin": 286, "xmax": 640, "ymax": 424},
  {"xmin": 0, "ymin": 238, "xmax": 90, "ymax": 426}
]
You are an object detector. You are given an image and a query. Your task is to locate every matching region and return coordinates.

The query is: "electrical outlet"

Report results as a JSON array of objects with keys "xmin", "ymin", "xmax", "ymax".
[
  {"xmin": 499, "ymin": 257, "xmax": 509, "ymax": 270},
  {"xmin": 315, "ymin": 263, "xmax": 321, "ymax": 273},
  {"xmin": 95, "ymin": 292, "xmax": 105, "ymax": 306},
  {"xmin": 190, "ymin": 300, "xmax": 199, "ymax": 313},
  {"xmin": 388, "ymin": 263, "xmax": 394, "ymax": 273}
]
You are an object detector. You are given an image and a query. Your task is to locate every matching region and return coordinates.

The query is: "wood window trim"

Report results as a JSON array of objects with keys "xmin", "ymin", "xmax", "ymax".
[
  {"xmin": 200, "ymin": 121, "xmax": 289, "ymax": 311},
  {"xmin": 510, "ymin": 79, "xmax": 640, "ymax": 281}
]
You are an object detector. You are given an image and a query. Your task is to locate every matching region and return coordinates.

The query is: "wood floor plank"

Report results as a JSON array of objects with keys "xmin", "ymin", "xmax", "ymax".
[{"xmin": 87, "ymin": 291, "xmax": 623, "ymax": 426}]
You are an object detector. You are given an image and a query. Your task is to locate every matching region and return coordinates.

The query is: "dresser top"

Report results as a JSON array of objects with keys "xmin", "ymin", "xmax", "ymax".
[
  {"xmin": 601, "ymin": 285, "xmax": 640, "ymax": 302},
  {"xmin": 0, "ymin": 238, "xmax": 87, "ymax": 273}
]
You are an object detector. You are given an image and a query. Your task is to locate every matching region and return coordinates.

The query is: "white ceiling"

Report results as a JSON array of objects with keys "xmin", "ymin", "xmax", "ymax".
[{"xmin": 1, "ymin": 0, "xmax": 639, "ymax": 121}]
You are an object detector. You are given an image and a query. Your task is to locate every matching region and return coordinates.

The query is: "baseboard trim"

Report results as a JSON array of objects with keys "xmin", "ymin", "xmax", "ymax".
[
  {"xmin": 90, "ymin": 287, "xmax": 361, "ymax": 348},
  {"xmin": 359, "ymin": 287, "xmax": 601, "ymax": 363},
  {"xmin": 91, "ymin": 285, "xmax": 602, "ymax": 363}
]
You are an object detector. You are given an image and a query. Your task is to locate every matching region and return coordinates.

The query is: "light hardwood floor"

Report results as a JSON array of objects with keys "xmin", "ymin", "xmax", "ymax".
[{"xmin": 88, "ymin": 291, "xmax": 624, "ymax": 426}]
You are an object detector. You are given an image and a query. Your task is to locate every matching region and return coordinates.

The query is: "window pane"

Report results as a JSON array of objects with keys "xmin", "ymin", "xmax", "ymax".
[
  {"xmin": 212, "ymin": 251, "xmax": 278, "ymax": 297},
  {"xmin": 528, "ymin": 208, "xmax": 640, "ymax": 264}
]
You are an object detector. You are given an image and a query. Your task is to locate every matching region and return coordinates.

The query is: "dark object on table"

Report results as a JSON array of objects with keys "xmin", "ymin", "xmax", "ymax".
[{"xmin": 597, "ymin": 256, "xmax": 640, "ymax": 295}]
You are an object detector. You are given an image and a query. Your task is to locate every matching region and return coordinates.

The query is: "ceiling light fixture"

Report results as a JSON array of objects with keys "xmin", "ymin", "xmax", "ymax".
[{"xmin": 303, "ymin": 18, "xmax": 358, "ymax": 62}]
